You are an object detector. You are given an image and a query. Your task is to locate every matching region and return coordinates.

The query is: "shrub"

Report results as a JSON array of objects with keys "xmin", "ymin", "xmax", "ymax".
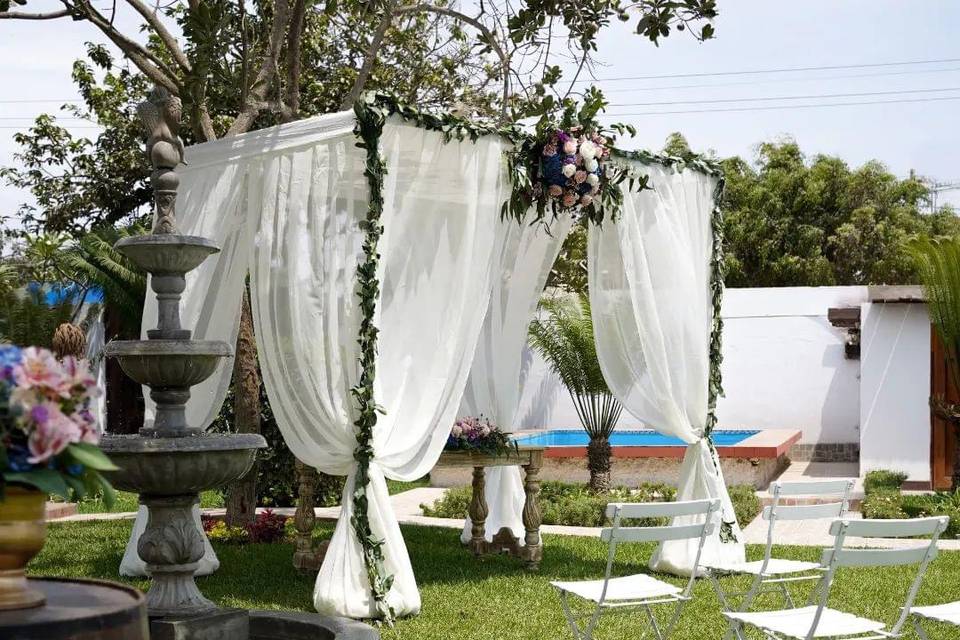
[
  {"xmin": 201, "ymin": 509, "xmax": 291, "ymax": 544},
  {"xmin": 247, "ymin": 509, "xmax": 288, "ymax": 543},
  {"xmin": 728, "ymin": 484, "xmax": 762, "ymax": 526},
  {"xmin": 861, "ymin": 489, "xmax": 907, "ymax": 520},
  {"xmin": 421, "ymin": 481, "xmax": 759, "ymax": 529},
  {"xmin": 863, "ymin": 470, "xmax": 908, "ymax": 495}
]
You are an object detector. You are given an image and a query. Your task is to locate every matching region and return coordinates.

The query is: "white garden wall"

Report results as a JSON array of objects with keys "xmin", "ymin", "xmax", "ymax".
[
  {"xmin": 714, "ymin": 286, "xmax": 867, "ymax": 444},
  {"xmin": 859, "ymin": 302, "xmax": 932, "ymax": 482}
]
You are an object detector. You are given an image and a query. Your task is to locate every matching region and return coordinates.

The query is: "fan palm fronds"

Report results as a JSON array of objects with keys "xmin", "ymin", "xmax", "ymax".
[{"xmin": 911, "ymin": 237, "xmax": 960, "ymax": 393}]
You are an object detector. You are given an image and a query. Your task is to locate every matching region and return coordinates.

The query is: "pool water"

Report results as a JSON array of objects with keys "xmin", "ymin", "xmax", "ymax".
[{"xmin": 512, "ymin": 429, "xmax": 757, "ymax": 448}]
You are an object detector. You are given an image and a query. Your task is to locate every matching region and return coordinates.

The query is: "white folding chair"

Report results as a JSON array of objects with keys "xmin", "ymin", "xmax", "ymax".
[
  {"xmin": 551, "ymin": 498, "xmax": 720, "ymax": 640},
  {"xmin": 707, "ymin": 479, "xmax": 854, "ymax": 636},
  {"xmin": 724, "ymin": 516, "xmax": 949, "ymax": 640},
  {"xmin": 911, "ymin": 601, "xmax": 960, "ymax": 638}
]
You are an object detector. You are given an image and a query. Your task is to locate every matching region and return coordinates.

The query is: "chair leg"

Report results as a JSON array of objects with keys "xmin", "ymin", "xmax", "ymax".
[
  {"xmin": 658, "ymin": 599, "xmax": 688, "ymax": 640},
  {"xmin": 559, "ymin": 592, "xmax": 585, "ymax": 640},
  {"xmin": 709, "ymin": 572, "xmax": 749, "ymax": 640},
  {"xmin": 644, "ymin": 604, "xmax": 664, "ymax": 640},
  {"xmin": 912, "ymin": 619, "xmax": 930, "ymax": 640},
  {"xmin": 776, "ymin": 581, "xmax": 795, "ymax": 608}
]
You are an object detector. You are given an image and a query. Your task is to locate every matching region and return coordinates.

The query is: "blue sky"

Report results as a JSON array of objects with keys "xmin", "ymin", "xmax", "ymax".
[{"xmin": 1, "ymin": 0, "xmax": 959, "ymax": 223}]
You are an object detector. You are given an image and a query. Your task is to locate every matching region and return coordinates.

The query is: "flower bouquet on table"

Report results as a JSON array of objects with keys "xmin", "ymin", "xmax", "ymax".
[
  {"xmin": 0, "ymin": 346, "xmax": 116, "ymax": 506},
  {"xmin": 445, "ymin": 416, "xmax": 519, "ymax": 458},
  {"xmin": 503, "ymin": 87, "xmax": 649, "ymax": 226}
]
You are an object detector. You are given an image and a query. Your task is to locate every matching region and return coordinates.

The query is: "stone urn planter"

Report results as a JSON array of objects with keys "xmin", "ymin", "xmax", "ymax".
[{"xmin": 0, "ymin": 487, "xmax": 47, "ymax": 611}]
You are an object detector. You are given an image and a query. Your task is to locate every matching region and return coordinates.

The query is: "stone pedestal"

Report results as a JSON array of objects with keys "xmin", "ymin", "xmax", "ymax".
[{"xmin": 150, "ymin": 608, "xmax": 249, "ymax": 640}]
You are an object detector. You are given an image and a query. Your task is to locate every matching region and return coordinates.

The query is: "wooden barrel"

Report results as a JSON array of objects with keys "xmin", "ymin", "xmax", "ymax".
[{"xmin": 0, "ymin": 577, "xmax": 148, "ymax": 639}]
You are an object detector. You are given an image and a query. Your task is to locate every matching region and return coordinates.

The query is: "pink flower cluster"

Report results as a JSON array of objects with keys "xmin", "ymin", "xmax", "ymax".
[
  {"xmin": 450, "ymin": 416, "xmax": 492, "ymax": 440},
  {"xmin": 541, "ymin": 127, "xmax": 611, "ymax": 210},
  {"xmin": 9, "ymin": 347, "xmax": 100, "ymax": 464}
]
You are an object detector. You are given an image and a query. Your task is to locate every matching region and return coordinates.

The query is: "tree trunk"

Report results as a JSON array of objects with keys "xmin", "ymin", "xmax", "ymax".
[
  {"xmin": 586, "ymin": 436, "xmax": 611, "ymax": 493},
  {"xmin": 104, "ymin": 305, "xmax": 144, "ymax": 435},
  {"xmin": 225, "ymin": 288, "xmax": 261, "ymax": 527},
  {"xmin": 953, "ymin": 422, "xmax": 960, "ymax": 492}
]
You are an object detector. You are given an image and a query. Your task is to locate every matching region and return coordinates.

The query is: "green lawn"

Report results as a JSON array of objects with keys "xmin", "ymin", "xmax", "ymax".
[
  {"xmin": 31, "ymin": 519, "xmax": 960, "ymax": 639},
  {"xmin": 70, "ymin": 477, "xmax": 428, "ymax": 515}
]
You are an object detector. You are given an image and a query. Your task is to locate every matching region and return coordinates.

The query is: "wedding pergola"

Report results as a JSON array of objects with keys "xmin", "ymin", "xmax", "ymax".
[{"xmin": 120, "ymin": 95, "xmax": 743, "ymax": 621}]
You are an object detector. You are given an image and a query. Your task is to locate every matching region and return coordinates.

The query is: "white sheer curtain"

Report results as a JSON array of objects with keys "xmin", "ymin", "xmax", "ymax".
[
  {"xmin": 123, "ymin": 111, "xmax": 508, "ymax": 617},
  {"xmin": 251, "ymin": 117, "xmax": 505, "ymax": 617},
  {"xmin": 458, "ymin": 213, "xmax": 572, "ymax": 544},
  {"xmin": 588, "ymin": 161, "xmax": 744, "ymax": 575}
]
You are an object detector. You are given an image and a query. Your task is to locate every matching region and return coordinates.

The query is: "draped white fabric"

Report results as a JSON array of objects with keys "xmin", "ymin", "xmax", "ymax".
[
  {"xmin": 458, "ymin": 214, "xmax": 572, "ymax": 544},
  {"xmin": 121, "ymin": 111, "xmax": 508, "ymax": 616},
  {"xmin": 588, "ymin": 161, "xmax": 744, "ymax": 575}
]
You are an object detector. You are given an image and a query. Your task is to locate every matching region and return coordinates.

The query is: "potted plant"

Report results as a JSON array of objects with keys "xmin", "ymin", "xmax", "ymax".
[{"xmin": 0, "ymin": 345, "xmax": 116, "ymax": 610}]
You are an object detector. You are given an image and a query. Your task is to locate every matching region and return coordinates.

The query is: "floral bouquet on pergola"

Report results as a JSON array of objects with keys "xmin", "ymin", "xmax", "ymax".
[{"xmin": 503, "ymin": 88, "xmax": 649, "ymax": 226}]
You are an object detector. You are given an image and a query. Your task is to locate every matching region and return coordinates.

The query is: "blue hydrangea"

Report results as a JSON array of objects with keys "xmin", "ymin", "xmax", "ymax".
[{"xmin": 0, "ymin": 345, "xmax": 21, "ymax": 384}]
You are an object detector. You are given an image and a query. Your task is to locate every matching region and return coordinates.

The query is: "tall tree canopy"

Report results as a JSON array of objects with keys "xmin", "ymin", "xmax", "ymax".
[{"xmin": 722, "ymin": 139, "xmax": 960, "ymax": 287}]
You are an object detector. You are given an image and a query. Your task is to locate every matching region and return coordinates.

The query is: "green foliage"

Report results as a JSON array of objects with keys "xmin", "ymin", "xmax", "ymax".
[
  {"xmin": 0, "ymin": 288, "xmax": 74, "ymax": 349},
  {"xmin": 861, "ymin": 490, "xmax": 909, "ymax": 521},
  {"xmin": 727, "ymin": 483, "xmax": 762, "ymax": 527},
  {"xmin": 722, "ymin": 140, "xmax": 960, "ymax": 287},
  {"xmin": 864, "ymin": 470, "xmax": 909, "ymax": 495},
  {"xmin": 910, "ymin": 237, "xmax": 960, "ymax": 392},
  {"xmin": 422, "ymin": 480, "xmax": 761, "ymax": 529},
  {"xmin": 862, "ymin": 476, "xmax": 960, "ymax": 539}
]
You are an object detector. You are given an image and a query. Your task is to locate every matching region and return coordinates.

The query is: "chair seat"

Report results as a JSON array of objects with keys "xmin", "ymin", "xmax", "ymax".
[
  {"xmin": 912, "ymin": 601, "xmax": 960, "ymax": 626},
  {"xmin": 708, "ymin": 558, "xmax": 822, "ymax": 576},
  {"xmin": 724, "ymin": 606, "xmax": 887, "ymax": 639},
  {"xmin": 551, "ymin": 574, "xmax": 682, "ymax": 604}
]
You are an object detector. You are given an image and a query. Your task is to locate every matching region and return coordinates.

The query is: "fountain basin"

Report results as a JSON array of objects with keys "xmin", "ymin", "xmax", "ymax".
[
  {"xmin": 100, "ymin": 434, "xmax": 266, "ymax": 495},
  {"xmin": 115, "ymin": 234, "xmax": 219, "ymax": 275},
  {"xmin": 105, "ymin": 340, "xmax": 231, "ymax": 389}
]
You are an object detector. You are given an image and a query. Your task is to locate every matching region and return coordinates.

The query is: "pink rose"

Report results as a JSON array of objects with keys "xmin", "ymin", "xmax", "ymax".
[
  {"xmin": 562, "ymin": 140, "xmax": 576, "ymax": 155},
  {"xmin": 542, "ymin": 143, "xmax": 557, "ymax": 157},
  {"xmin": 562, "ymin": 192, "xmax": 578, "ymax": 208},
  {"xmin": 580, "ymin": 195, "xmax": 594, "ymax": 207},
  {"xmin": 27, "ymin": 407, "xmax": 82, "ymax": 463},
  {"xmin": 547, "ymin": 185, "xmax": 563, "ymax": 198},
  {"xmin": 574, "ymin": 170, "xmax": 587, "ymax": 184},
  {"xmin": 451, "ymin": 425, "xmax": 463, "ymax": 437}
]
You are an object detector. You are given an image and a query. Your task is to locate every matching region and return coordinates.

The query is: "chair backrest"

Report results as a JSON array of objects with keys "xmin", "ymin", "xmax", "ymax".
[
  {"xmin": 807, "ymin": 516, "xmax": 949, "ymax": 639},
  {"xmin": 755, "ymin": 479, "xmax": 854, "ymax": 574},
  {"xmin": 600, "ymin": 499, "xmax": 720, "ymax": 599}
]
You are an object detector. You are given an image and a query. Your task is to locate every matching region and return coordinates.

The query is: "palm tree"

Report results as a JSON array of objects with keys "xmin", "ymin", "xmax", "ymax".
[
  {"xmin": 528, "ymin": 293, "xmax": 623, "ymax": 492},
  {"xmin": 912, "ymin": 237, "xmax": 960, "ymax": 489}
]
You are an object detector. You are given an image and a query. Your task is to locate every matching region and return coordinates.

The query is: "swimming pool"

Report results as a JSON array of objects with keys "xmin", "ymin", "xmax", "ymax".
[{"xmin": 513, "ymin": 429, "xmax": 758, "ymax": 448}]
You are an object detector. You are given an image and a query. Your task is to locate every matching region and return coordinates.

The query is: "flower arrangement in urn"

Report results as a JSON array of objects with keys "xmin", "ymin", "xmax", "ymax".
[
  {"xmin": 445, "ymin": 416, "xmax": 518, "ymax": 457},
  {"xmin": 0, "ymin": 345, "xmax": 115, "ymax": 610}
]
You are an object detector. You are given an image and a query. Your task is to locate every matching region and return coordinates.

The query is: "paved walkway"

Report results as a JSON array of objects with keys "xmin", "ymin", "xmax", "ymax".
[{"xmin": 55, "ymin": 483, "xmax": 960, "ymax": 550}]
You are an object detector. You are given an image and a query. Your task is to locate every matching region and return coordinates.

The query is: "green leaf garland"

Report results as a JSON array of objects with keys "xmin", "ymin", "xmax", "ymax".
[{"xmin": 351, "ymin": 96, "xmax": 395, "ymax": 622}]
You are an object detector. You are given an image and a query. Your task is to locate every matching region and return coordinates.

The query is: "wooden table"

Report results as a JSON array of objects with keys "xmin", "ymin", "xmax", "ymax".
[
  {"xmin": 434, "ymin": 446, "xmax": 544, "ymax": 570},
  {"xmin": 0, "ymin": 577, "xmax": 148, "ymax": 639}
]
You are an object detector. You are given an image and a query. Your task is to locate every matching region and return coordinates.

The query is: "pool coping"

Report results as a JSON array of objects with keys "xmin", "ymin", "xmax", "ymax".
[{"xmin": 512, "ymin": 428, "xmax": 802, "ymax": 460}]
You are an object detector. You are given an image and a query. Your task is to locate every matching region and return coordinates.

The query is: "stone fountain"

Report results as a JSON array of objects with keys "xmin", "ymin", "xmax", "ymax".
[
  {"xmin": 100, "ymin": 86, "xmax": 267, "ymax": 633},
  {"xmin": 101, "ymin": 86, "xmax": 377, "ymax": 640}
]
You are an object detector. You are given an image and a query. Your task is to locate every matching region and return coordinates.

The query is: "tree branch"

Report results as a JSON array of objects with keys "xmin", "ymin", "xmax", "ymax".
[
  {"xmin": 227, "ymin": 0, "xmax": 292, "ymax": 135},
  {"xmin": 0, "ymin": 9, "xmax": 72, "ymax": 19},
  {"xmin": 123, "ymin": 0, "xmax": 191, "ymax": 72},
  {"xmin": 393, "ymin": 4, "xmax": 510, "ymax": 121},
  {"xmin": 282, "ymin": 0, "xmax": 308, "ymax": 122},
  {"xmin": 339, "ymin": 1, "xmax": 397, "ymax": 111}
]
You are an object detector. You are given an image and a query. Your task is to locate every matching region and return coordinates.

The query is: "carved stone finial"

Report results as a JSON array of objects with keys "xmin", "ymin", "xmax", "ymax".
[{"xmin": 138, "ymin": 86, "xmax": 185, "ymax": 235}]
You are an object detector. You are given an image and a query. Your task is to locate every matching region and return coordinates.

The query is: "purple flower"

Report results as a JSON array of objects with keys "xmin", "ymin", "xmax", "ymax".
[{"xmin": 30, "ymin": 404, "xmax": 50, "ymax": 425}]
